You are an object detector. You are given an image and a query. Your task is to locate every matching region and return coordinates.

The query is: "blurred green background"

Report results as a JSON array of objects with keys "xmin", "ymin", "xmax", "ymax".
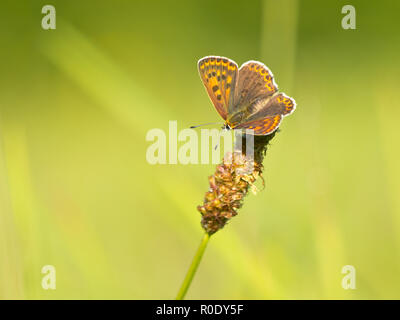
[{"xmin": 1, "ymin": 0, "xmax": 400, "ymax": 299}]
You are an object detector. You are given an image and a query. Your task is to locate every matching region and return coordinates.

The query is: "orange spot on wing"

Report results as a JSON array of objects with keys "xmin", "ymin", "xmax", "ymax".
[{"xmin": 225, "ymin": 87, "xmax": 231, "ymax": 100}]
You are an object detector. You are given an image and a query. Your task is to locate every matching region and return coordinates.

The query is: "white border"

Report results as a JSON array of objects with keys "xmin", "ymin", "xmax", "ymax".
[
  {"xmin": 197, "ymin": 55, "xmax": 239, "ymax": 70},
  {"xmin": 239, "ymin": 60, "xmax": 279, "ymax": 90}
]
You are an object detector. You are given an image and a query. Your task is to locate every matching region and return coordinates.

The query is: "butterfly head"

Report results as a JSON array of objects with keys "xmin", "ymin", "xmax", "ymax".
[{"xmin": 222, "ymin": 123, "xmax": 231, "ymax": 131}]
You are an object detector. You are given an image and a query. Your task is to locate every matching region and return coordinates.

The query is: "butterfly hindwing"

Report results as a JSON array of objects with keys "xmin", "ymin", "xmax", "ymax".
[
  {"xmin": 244, "ymin": 92, "xmax": 296, "ymax": 122},
  {"xmin": 235, "ymin": 115, "xmax": 282, "ymax": 135},
  {"xmin": 198, "ymin": 56, "xmax": 238, "ymax": 120}
]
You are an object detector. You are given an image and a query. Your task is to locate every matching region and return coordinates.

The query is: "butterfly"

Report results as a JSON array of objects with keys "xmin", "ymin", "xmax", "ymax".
[{"xmin": 198, "ymin": 56, "xmax": 296, "ymax": 135}]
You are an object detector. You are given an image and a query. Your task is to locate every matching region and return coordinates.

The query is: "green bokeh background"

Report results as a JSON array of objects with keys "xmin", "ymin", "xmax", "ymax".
[{"xmin": 1, "ymin": 0, "xmax": 400, "ymax": 299}]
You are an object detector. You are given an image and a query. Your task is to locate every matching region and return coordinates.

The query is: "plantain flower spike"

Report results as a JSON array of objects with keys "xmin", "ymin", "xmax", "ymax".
[{"xmin": 197, "ymin": 132, "xmax": 276, "ymax": 235}]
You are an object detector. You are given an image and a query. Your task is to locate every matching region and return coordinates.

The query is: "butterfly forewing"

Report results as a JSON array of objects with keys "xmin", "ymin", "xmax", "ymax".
[
  {"xmin": 231, "ymin": 61, "xmax": 278, "ymax": 115},
  {"xmin": 198, "ymin": 56, "xmax": 238, "ymax": 120}
]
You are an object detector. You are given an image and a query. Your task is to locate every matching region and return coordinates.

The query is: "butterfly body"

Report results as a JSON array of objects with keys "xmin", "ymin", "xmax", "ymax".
[{"xmin": 198, "ymin": 56, "xmax": 296, "ymax": 135}]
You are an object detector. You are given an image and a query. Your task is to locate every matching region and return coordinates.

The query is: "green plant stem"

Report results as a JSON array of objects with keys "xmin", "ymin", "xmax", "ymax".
[{"xmin": 176, "ymin": 233, "xmax": 210, "ymax": 300}]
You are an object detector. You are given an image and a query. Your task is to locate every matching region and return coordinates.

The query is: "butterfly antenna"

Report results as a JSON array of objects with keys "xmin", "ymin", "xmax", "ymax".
[{"xmin": 189, "ymin": 122, "xmax": 222, "ymax": 129}]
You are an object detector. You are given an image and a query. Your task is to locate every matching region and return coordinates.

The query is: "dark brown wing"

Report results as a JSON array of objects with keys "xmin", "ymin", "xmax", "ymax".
[
  {"xmin": 230, "ymin": 60, "xmax": 278, "ymax": 116},
  {"xmin": 234, "ymin": 93, "xmax": 296, "ymax": 135},
  {"xmin": 198, "ymin": 56, "xmax": 239, "ymax": 120},
  {"xmin": 245, "ymin": 93, "xmax": 296, "ymax": 122}
]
